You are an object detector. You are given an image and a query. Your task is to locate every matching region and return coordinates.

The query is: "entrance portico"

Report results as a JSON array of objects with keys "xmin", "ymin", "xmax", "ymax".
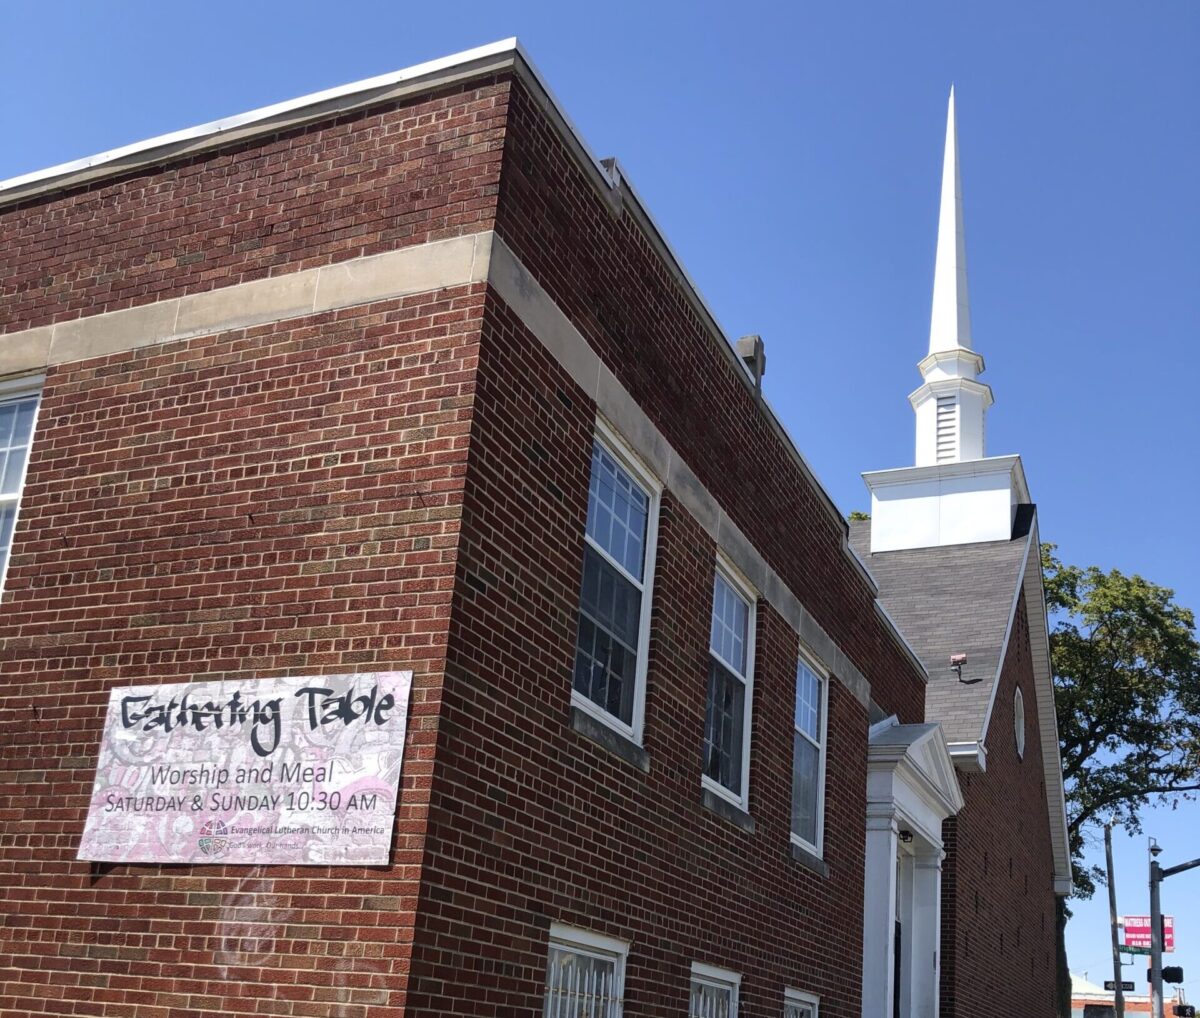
[{"xmin": 862, "ymin": 719, "xmax": 964, "ymax": 1018}]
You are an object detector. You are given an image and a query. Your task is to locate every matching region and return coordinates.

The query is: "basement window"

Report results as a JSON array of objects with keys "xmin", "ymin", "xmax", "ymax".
[
  {"xmin": 784, "ymin": 988, "xmax": 820, "ymax": 1018},
  {"xmin": 690, "ymin": 962, "xmax": 740, "ymax": 1018},
  {"xmin": 572, "ymin": 426, "xmax": 660, "ymax": 742},
  {"xmin": 544, "ymin": 924, "xmax": 627, "ymax": 1017}
]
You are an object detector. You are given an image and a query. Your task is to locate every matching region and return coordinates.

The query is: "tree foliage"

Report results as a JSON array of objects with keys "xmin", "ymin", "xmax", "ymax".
[{"xmin": 1043, "ymin": 543, "xmax": 1200, "ymax": 897}]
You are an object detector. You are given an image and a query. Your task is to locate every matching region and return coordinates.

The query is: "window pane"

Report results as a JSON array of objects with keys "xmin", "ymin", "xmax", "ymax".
[
  {"xmin": 579, "ymin": 546, "xmax": 641, "ymax": 649},
  {"xmin": 795, "ymin": 663, "xmax": 821, "ymax": 741},
  {"xmin": 792, "ymin": 731, "xmax": 819, "ymax": 845},
  {"xmin": 785, "ymin": 1004, "xmax": 814, "ymax": 1018},
  {"xmin": 709, "ymin": 573, "xmax": 748, "ymax": 674},
  {"xmin": 704, "ymin": 659, "xmax": 745, "ymax": 795},
  {"xmin": 586, "ymin": 442, "xmax": 649, "ymax": 581},
  {"xmin": 690, "ymin": 980, "xmax": 734, "ymax": 1018},
  {"xmin": 574, "ymin": 613, "xmax": 638, "ymax": 726},
  {"xmin": 574, "ymin": 545, "xmax": 642, "ymax": 726},
  {"xmin": 545, "ymin": 944, "xmax": 622, "ymax": 1018}
]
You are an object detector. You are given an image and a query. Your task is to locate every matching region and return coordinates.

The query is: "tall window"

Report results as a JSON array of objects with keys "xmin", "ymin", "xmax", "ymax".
[
  {"xmin": 690, "ymin": 963, "xmax": 739, "ymax": 1018},
  {"xmin": 703, "ymin": 568, "xmax": 754, "ymax": 805},
  {"xmin": 791, "ymin": 656, "xmax": 827, "ymax": 853},
  {"xmin": 784, "ymin": 989, "xmax": 819, "ymax": 1018},
  {"xmin": 573, "ymin": 434, "xmax": 657, "ymax": 738},
  {"xmin": 0, "ymin": 391, "xmax": 39, "ymax": 593},
  {"xmin": 543, "ymin": 925, "xmax": 627, "ymax": 1018}
]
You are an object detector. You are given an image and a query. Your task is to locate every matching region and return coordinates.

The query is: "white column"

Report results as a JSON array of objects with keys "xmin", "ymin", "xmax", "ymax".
[
  {"xmin": 909, "ymin": 852, "xmax": 944, "ymax": 1018},
  {"xmin": 862, "ymin": 810, "xmax": 900, "ymax": 1018},
  {"xmin": 897, "ymin": 853, "xmax": 915, "ymax": 1018}
]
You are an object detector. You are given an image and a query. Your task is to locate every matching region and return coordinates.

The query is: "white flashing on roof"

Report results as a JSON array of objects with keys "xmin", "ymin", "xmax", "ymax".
[{"xmin": 0, "ymin": 39, "xmax": 525, "ymax": 196}]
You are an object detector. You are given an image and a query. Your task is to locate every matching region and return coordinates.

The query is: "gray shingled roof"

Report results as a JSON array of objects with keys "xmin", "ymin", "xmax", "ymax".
[{"xmin": 848, "ymin": 505, "xmax": 1035, "ymax": 744}]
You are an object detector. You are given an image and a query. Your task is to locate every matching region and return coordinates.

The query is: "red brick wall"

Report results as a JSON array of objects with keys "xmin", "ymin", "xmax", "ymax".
[
  {"xmin": 492, "ymin": 77, "xmax": 926, "ymax": 722},
  {"xmin": 0, "ymin": 79, "xmax": 508, "ymax": 336},
  {"xmin": 939, "ymin": 590, "xmax": 1058, "ymax": 1018},
  {"xmin": 404, "ymin": 294, "xmax": 870, "ymax": 1015},
  {"xmin": 0, "ymin": 282, "xmax": 485, "ymax": 1016}
]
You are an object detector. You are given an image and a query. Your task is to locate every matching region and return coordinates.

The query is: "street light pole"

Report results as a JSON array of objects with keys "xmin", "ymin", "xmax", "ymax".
[
  {"xmin": 1151, "ymin": 841, "xmax": 1164, "ymax": 1018},
  {"xmin": 1148, "ymin": 841, "xmax": 1200, "ymax": 1018},
  {"xmin": 1107, "ymin": 824, "xmax": 1125, "ymax": 1018}
]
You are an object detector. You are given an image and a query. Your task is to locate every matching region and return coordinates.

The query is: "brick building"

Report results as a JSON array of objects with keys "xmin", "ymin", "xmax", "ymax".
[{"xmin": 0, "ymin": 40, "xmax": 1068, "ymax": 1018}]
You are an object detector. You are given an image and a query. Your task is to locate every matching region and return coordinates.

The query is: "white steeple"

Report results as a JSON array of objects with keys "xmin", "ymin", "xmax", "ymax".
[
  {"xmin": 929, "ymin": 86, "xmax": 972, "ymax": 354},
  {"xmin": 910, "ymin": 87, "xmax": 993, "ymax": 467},
  {"xmin": 862, "ymin": 88, "xmax": 1027, "ymax": 554}
]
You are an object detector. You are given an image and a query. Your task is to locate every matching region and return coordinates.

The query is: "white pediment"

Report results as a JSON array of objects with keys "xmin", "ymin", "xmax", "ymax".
[{"xmin": 866, "ymin": 719, "xmax": 964, "ymax": 847}]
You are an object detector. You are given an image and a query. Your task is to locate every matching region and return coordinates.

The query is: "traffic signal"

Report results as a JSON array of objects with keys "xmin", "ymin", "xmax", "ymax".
[
  {"xmin": 1165, "ymin": 966, "xmax": 1185, "ymax": 984},
  {"xmin": 1171, "ymin": 1005, "xmax": 1195, "ymax": 1017}
]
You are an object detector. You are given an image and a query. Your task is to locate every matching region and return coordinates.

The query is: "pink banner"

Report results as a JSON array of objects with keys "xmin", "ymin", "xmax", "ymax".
[{"xmin": 78, "ymin": 672, "xmax": 412, "ymax": 866}]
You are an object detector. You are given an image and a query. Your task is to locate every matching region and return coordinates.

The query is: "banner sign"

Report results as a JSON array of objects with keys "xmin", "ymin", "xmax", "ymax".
[
  {"xmin": 78, "ymin": 672, "xmax": 412, "ymax": 866},
  {"xmin": 1121, "ymin": 915, "xmax": 1175, "ymax": 952}
]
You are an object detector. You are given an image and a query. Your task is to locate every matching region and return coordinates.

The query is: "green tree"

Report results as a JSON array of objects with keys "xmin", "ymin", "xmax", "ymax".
[{"xmin": 1043, "ymin": 544, "xmax": 1200, "ymax": 1016}]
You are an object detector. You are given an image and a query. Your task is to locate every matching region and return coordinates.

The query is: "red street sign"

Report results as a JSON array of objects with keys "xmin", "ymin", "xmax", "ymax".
[{"xmin": 1121, "ymin": 915, "xmax": 1175, "ymax": 952}]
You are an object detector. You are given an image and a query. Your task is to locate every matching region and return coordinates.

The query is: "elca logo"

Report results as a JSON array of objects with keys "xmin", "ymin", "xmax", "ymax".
[{"xmin": 198, "ymin": 819, "xmax": 229, "ymax": 857}]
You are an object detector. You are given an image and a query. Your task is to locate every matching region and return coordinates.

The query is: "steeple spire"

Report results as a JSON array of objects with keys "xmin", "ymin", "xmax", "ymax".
[
  {"xmin": 929, "ymin": 86, "xmax": 972, "ymax": 354},
  {"xmin": 909, "ymin": 87, "xmax": 992, "ymax": 467}
]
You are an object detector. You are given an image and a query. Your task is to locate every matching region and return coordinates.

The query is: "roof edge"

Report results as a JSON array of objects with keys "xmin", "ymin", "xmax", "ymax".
[{"xmin": 0, "ymin": 38, "xmax": 526, "ymax": 204}]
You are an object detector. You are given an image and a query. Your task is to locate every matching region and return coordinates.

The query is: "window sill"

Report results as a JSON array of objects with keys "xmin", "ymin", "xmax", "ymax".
[
  {"xmin": 790, "ymin": 840, "xmax": 829, "ymax": 878},
  {"xmin": 569, "ymin": 706, "xmax": 651, "ymax": 773},
  {"xmin": 701, "ymin": 787, "xmax": 755, "ymax": 834}
]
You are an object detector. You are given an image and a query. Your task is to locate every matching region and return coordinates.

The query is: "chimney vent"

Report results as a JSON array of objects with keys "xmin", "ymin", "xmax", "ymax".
[{"xmin": 736, "ymin": 334, "xmax": 766, "ymax": 392}]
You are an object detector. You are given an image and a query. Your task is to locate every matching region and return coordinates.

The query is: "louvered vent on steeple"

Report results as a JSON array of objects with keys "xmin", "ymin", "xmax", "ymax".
[{"xmin": 935, "ymin": 396, "xmax": 958, "ymax": 462}]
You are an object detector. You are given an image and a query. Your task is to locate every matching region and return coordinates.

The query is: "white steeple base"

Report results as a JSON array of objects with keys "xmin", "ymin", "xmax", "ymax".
[{"xmin": 862, "ymin": 456, "xmax": 1029, "ymax": 553}]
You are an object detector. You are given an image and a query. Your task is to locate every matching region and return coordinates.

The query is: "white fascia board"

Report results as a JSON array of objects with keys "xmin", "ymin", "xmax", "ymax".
[
  {"xmin": 863, "ymin": 454, "xmax": 1027, "ymax": 499},
  {"xmin": 0, "ymin": 39, "xmax": 524, "ymax": 199},
  {"xmin": 946, "ymin": 741, "xmax": 987, "ymax": 773}
]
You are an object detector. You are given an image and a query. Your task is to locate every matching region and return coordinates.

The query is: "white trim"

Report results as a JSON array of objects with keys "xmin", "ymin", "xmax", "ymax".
[
  {"xmin": 977, "ymin": 526, "xmax": 1033, "ymax": 740},
  {"xmin": 784, "ymin": 987, "xmax": 820, "ymax": 1016},
  {"xmin": 702, "ymin": 558, "xmax": 757, "ymax": 811},
  {"xmin": 548, "ymin": 922, "xmax": 629, "ymax": 959},
  {"xmin": 571, "ymin": 420, "xmax": 662, "ymax": 744},
  {"xmin": 690, "ymin": 961, "xmax": 740, "ymax": 1017},
  {"xmin": 546, "ymin": 923, "xmax": 628, "ymax": 1016}
]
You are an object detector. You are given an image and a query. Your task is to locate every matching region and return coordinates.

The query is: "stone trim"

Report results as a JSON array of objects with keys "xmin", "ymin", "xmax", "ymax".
[
  {"xmin": 0, "ymin": 233, "xmax": 490, "ymax": 377},
  {"xmin": 488, "ymin": 235, "xmax": 880, "ymax": 707},
  {"xmin": 569, "ymin": 706, "xmax": 651, "ymax": 773},
  {"xmin": 701, "ymin": 788, "xmax": 756, "ymax": 834},
  {"xmin": 0, "ymin": 228, "xmax": 924, "ymax": 707}
]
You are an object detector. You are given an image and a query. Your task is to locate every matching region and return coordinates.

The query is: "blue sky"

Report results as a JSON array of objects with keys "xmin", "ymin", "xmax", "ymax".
[{"xmin": 3, "ymin": 0, "xmax": 1198, "ymax": 992}]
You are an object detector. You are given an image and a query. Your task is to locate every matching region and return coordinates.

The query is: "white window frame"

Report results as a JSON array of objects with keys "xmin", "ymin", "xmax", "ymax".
[
  {"xmin": 545, "ymin": 923, "xmax": 628, "ymax": 1017},
  {"xmin": 784, "ymin": 987, "xmax": 820, "ymax": 1018},
  {"xmin": 1014, "ymin": 685, "xmax": 1026, "ymax": 759},
  {"xmin": 0, "ymin": 376, "xmax": 43, "ymax": 597},
  {"xmin": 701, "ymin": 557, "xmax": 756, "ymax": 811},
  {"xmin": 571, "ymin": 417, "xmax": 661, "ymax": 745},
  {"xmin": 790, "ymin": 648, "xmax": 829, "ymax": 858},
  {"xmin": 690, "ymin": 961, "xmax": 740, "ymax": 1018}
]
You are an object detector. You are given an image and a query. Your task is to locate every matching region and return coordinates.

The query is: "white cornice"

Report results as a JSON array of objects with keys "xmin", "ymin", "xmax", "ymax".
[
  {"xmin": 917, "ymin": 347, "xmax": 986, "ymax": 378},
  {"xmin": 908, "ymin": 376, "xmax": 994, "ymax": 409},
  {"xmin": 863, "ymin": 454, "xmax": 1030, "ymax": 502}
]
